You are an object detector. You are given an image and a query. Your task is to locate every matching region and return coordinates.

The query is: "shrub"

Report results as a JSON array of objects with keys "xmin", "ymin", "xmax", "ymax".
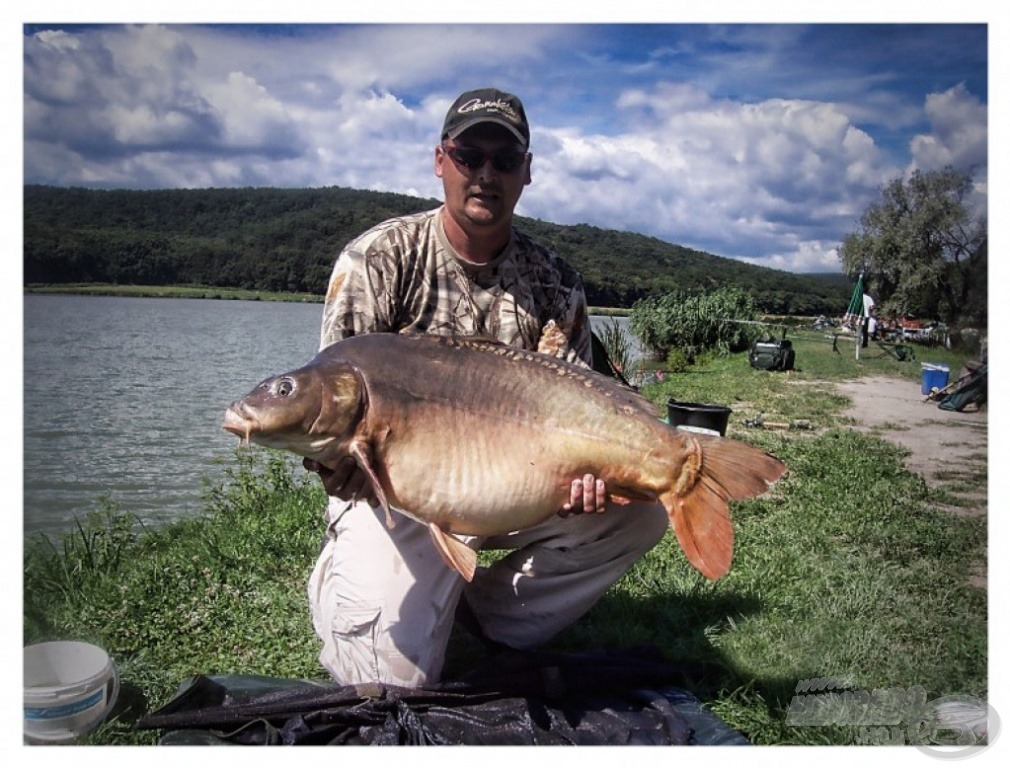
[
  {"xmin": 595, "ymin": 317, "xmax": 637, "ymax": 378},
  {"xmin": 630, "ymin": 286, "xmax": 760, "ymax": 361}
]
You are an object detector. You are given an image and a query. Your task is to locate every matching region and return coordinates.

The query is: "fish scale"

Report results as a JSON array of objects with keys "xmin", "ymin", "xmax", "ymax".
[
  {"xmin": 377, "ymin": 380, "xmax": 564, "ymax": 532},
  {"xmin": 223, "ymin": 332, "xmax": 786, "ymax": 581}
]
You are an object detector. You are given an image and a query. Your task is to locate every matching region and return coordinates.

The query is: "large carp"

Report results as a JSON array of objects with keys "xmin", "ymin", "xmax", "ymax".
[{"xmin": 223, "ymin": 332, "xmax": 785, "ymax": 582}]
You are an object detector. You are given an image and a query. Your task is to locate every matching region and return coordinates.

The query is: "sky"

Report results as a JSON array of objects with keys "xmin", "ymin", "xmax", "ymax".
[{"xmin": 17, "ymin": 8, "xmax": 992, "ymax": 277}]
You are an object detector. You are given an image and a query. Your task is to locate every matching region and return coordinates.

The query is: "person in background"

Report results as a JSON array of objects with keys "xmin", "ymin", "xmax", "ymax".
[
  {"xmin": 303, "ymin": 88, "xmax": 668, "ymax": 688},
  {"xmin": 862, "ymin": 292, "xmax": 876, "ymax": 347}
]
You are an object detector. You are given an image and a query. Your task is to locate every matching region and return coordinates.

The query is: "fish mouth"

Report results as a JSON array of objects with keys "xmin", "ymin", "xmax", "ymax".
[{"xmin": 222, "ymin": 404, "xmax": 258, "ymax": 444}]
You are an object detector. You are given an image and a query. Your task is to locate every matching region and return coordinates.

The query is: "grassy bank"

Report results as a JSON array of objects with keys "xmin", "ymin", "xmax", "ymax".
[
  {"xmin": 23, "ymin": 337, "xmax": 986, "ymax": 745},
  {"xmin": 24, "ymin": 283, "xmax": 629, "ymax": 317},
  {"xmin": 25, "ymin": 283, "xmax": 325, "ymax": 303}
]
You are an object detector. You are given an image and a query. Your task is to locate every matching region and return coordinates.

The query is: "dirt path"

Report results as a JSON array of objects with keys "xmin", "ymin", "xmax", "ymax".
[
  {"xmin": 837, "ymin": 375, "xmax": 987, "ymax": 496},
  {"xmin": 836, "ymin": 375, "xmax": 987, "ymax": 587}
]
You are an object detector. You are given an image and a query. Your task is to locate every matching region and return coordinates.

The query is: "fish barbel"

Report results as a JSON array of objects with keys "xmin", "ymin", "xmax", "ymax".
[{"xmin": 222, "ymin": 332, "xmax": 785, "ymax": 581}]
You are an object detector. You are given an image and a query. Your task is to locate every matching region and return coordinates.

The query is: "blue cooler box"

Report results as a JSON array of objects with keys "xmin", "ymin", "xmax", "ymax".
[{"xmin": 921, "ymin": 363, "xmax": 950, "ymax": 395}]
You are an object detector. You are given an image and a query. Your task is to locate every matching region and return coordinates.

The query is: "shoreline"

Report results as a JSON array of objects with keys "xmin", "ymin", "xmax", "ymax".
[
  {"xmin": 24, "ymin": 282, "xmax": 325, "ymax": 303},
  {"xmin": 24, "ymin": 283, "xmax": 631, "ymax": 315}
]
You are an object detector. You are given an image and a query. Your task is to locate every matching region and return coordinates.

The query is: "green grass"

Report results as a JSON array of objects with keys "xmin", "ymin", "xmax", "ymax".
[
  {"xmin": 23, "ymin": 338, "xmax": 986, "ymax": 745},
  {"xmin": 25, "ymin": 283, "xmax": 325, "ymax": 303},
  {"xmin": 23, "ymin": 453, "xmax": 327, "ymax": 745}
]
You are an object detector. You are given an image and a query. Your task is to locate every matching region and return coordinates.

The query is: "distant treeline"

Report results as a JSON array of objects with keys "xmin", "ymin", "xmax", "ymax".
[{"xmin": 24, "ymin": 185, "xmax": 853, "ymax": 314}]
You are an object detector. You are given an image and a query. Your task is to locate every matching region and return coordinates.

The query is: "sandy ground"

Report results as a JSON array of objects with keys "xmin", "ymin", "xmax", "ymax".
[
  {"xmin": 836, "ymin": 375, "xmax": 987, "ymax": 587},
  {"xmin": 837, "ymin": 375, "xmax": 987, "ymax": 496}
]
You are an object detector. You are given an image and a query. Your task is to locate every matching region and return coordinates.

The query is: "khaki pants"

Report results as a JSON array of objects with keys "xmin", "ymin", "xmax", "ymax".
[{"xmin": 307, "ymin": 496, "xmax": 669, "ymax": 687}]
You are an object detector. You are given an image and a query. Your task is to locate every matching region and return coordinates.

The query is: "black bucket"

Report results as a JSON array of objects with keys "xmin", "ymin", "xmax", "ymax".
[{"xmin": 666, "ymin": 400, "xmax": 732, "ymax": 436}]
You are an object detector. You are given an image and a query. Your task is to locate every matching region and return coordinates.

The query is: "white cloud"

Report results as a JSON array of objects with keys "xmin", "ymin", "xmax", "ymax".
[
  {"xmin": 740, "ymin": 241, "xmax": 843, "ymax": 274},
  {"xmin": 21, "ymin": 24, "xmax": 988, "ymax": 274},
  {"xmin": 26, "ymin": 27, "xmax": 204, "ymax": 160},
  {"xmin": 202, "ymin": 71, "xmax": 299, "ymax": 149},
  {"xmin": 903, "ymin": 83, "xmax": 989, "ymax": 221},
  {"xmin": 909, "ymin": 83, "xmax": 988, "ymax": 174},
  {"xmin": 522, "ymin": 83, "xmax": 898, "ymax": 272}
]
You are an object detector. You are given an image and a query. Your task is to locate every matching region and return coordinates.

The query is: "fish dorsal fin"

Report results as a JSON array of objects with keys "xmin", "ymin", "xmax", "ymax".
[
  {"xmin": 536, "ymin": 319, "xmax": 570, "ymax": 357},
  {"xmin": 427, "ymin": 523, "xmax": 477, "ymax": 582},
  {"xmin": 348, "ymin": 440, "xmax": 395, "ymax": 529},
  {"xmin": 397, "ymin": 329, "xmax": 503, "ymax": 344}
]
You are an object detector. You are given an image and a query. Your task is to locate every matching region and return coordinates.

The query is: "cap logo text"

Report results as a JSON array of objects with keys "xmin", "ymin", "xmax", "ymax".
[{"xmin": 457, "ymin": 98, "xmax": 519, "ymax": 122}]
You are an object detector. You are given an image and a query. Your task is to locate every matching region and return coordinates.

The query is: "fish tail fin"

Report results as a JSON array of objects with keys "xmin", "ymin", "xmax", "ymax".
[
  {"xmin": 428, "ymin": 523, "xmax": 477, "ymax": 582},
  {"xmin": 660, "ymin": 434, "xmax": 786, "ymax": 581}
]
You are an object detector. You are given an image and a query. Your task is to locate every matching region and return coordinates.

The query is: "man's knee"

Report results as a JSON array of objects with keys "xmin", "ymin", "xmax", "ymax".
[
  {"xmin": 315, "ymin": 602, "xmax": 438, "ymax": 688},
  {"xmin": 523, "ymin": 501, "xmax": 669, "ymax": 571},
  {"xmin": 306, "ymin": 508, "xmax": 464, "ymax": 687},
  {"xmin": 636, "ymin": 501, "xmax": 671, "ymax": 550},
  {"xmin": 582, "ymin": 501, "xmax": 669, "ymax": 558}
]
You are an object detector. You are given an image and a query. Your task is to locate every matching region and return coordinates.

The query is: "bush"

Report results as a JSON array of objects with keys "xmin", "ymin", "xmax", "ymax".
[
  {"xmin": 663, "ymin": 348, "xmax": 692, "ymax": 373},
  {"xmin": 630, "ymin": 287, "xmax": 760, "ymax": 361},
  {"xmin": 595, "ymin": 317, "xmax": 637, "ymax": 378}
]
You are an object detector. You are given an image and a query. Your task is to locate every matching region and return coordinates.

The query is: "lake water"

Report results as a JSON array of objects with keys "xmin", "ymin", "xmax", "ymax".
[
  {"xmin": 23, "ymin": 295, "xmax": 322, "ymax": 539},
  {"xmin": 22, "ymin": 295, "xmax": 635, "ymax": 539}
]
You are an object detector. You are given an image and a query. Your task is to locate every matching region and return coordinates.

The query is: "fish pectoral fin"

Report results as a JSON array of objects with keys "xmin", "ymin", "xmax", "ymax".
[
  {"xmin": 427, "ymin": 523, "xmax": 477, "ymax": 582},
  {"xmin": 349, "ymin": 440, "xmax": 395, "ymax": 529}
]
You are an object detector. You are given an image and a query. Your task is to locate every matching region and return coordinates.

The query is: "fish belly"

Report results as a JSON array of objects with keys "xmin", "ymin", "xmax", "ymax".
[
  {"xmin": 366, "ymin": 392, "xmax": 671, "ymax": 537},
  {"xmin": 377, "ymin": 408, "xmax": 585, "ymax": 535}
]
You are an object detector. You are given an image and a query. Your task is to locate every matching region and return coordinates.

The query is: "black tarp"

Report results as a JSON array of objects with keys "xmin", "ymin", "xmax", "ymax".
[{"xmin": 138, "ymin": 648, "xmax": 748, "ymax": 746}]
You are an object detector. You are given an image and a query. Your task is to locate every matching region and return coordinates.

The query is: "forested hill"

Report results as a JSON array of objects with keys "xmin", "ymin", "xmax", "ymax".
[{"xmin": 24, "ymin": 185, "xmax": 852, "ymax": 314}]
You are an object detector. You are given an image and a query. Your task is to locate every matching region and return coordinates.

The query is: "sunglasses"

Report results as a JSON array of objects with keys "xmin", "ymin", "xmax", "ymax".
[{"xmin": 441, "ymin": 144, "xmax": 528, "ymax": 173}]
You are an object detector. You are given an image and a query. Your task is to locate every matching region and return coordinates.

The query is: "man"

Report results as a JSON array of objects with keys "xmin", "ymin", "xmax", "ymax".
[
  {"xmin": 862, "ymin": 292, "xmax": 875, "ymax": 347},
  {"xmin": 305, "ymin": 88, "xmax": 668, "ymax": 688}
]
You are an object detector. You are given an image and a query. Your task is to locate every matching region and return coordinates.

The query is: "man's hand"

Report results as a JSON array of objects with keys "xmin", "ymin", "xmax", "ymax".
[
  {"xmin": 303, "ymin": 457, "xmax": 377, "ymax": 505},
  {"xmin": 559, "ymin": 474, "xmax": 607, "ymax": 517}
]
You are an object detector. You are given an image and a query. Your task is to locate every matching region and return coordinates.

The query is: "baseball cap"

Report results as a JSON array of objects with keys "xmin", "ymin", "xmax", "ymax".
[{"xmin": 441, "ymin": 88, "xmax": 530, "ymax": 148}]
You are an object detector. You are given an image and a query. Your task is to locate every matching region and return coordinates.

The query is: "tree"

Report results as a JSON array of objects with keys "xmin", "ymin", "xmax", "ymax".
[
  {"xmin": 24, "ymin": 184, "xmax": 851, "ymax": 314},
  {"xmin": 838, "ymin": 167, "xmax": 987, "ymax": 327}
]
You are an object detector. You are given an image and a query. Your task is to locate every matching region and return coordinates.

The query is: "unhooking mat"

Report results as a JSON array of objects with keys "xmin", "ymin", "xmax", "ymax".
[{"xmin": 137, "ymin": 648, "xmax": 748, "ymax": 746}]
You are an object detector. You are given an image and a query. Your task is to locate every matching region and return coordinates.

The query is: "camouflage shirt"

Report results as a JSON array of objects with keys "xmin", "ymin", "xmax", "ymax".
[{"xmin": 320, "ymin": 207, "xmax": 592, "ymax": 366}]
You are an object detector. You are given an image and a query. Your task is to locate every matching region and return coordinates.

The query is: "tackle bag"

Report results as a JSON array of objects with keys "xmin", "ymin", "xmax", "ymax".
[{"xmin": 749, "ymin": 338, "xmax": 795, "ymax": 371}]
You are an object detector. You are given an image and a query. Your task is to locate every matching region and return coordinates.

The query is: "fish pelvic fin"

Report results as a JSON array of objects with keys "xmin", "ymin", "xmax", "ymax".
[
  {"xmin": 348, "ymin": 440, "xmax": 395, "ymax": 529},
  {"xmin": 428, "ymin": 523, "xmax": 477, "ymax": 582},
  {"xmin": 661, "ymin": 432, "xmax": 787, "ymax": 581}
]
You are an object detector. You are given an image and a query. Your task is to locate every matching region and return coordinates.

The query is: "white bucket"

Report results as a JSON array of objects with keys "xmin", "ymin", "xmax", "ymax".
[{"xmin": 24, "ymin": 641, "xmax": 119, "ymax": 744}]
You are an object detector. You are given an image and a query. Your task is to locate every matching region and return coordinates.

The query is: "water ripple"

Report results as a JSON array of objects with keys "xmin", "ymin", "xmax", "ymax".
[{"xmin": 24, "ymin": 295, "xmax": 320, "ymax": 539}]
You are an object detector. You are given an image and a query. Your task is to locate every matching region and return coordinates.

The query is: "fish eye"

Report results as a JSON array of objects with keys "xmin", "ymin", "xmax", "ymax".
[{"xmin": 275, "ymin": 378, "xmax": 295, "ymax": 397}]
